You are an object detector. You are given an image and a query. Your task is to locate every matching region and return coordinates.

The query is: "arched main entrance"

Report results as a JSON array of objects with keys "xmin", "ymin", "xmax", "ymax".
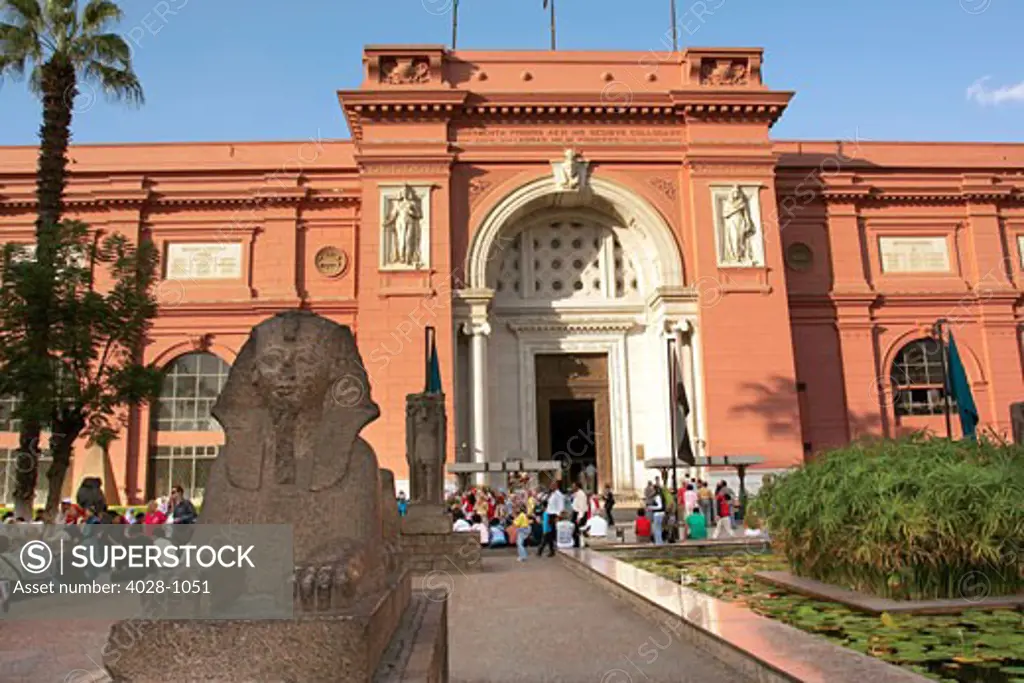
[{"xmin": 456, "ymin": 173, "xmax": 699, "ymax": 494}]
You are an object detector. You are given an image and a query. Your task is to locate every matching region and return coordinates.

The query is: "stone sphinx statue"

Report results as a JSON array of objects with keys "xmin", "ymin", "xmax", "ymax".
[{"xmin": 201, "ymin": 310, "xmax": 389, "ymax": 612}]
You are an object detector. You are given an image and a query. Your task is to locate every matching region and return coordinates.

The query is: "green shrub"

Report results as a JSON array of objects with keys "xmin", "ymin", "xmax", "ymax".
[{"xmin": 751, "ymin": 435, "xmax": 1024, "ymax": 600}]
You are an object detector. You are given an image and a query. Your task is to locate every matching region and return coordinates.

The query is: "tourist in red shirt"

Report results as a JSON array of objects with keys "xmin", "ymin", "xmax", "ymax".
[
  {"xmin": 143, "ymin": 500, "xmax": 167, "ymax": 535},
  {"xmin": 634, "ymin": 508, "xmax": 652, "ymax": 543}
]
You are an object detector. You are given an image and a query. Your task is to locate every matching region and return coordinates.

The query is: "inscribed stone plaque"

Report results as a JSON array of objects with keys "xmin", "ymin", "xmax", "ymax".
[
  {"xmin": 166, "ymin": 243, "xmax": 243, "ymax": 280},
  {"xmin": 879, "ymin": 237, "xmax": 950, "ymax": 273},
  {"xmin": 314, "ymin": 246, "xmax": 348, "ymax": 277}
]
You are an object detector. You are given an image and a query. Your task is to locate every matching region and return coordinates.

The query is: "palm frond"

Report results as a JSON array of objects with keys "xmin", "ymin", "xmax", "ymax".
[
  {"xmin": 2, "ymin": 0, "xmax": 43, "ymax": 24},
  {"xmin": 81, "ymin": 0, "xmax": 122, "ymax": 32},
  {"xmin": 81, "ymin": 59, "xmax": 142, "ymax": 105}
]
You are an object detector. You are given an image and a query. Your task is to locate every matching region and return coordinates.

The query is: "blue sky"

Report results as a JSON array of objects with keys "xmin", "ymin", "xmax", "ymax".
[{"xmin": 1, "ymin": 0, "xmax": 1021, "ymax": 145}]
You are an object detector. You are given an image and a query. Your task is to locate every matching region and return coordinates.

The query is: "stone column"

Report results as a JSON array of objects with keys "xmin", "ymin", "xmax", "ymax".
[
  {"xmin": 462, "ymin": 320, "xmax": 491, "ymax": 487},
  {"xmin": 671, "ymin": 319, "xmax": 704, "ymax": 479}
]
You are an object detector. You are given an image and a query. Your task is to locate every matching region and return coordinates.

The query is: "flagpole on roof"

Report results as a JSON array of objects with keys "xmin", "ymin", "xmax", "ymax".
[
  {"xmin": 670, "ymin": 0, "xmax": 678, "ymax": 52},
  {"xmin": 451, "ymin": 0, "xmax": 459, "ymax": 49},
  {"xmin": 543, "ymin": 0, "xmax": 556, "ymax": 50}
]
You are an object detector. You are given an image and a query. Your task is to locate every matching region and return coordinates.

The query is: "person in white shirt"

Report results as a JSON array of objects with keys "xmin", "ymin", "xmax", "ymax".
[
  {"xmin": 581, "ymin": 510, "xmax": 608, "ymax": 539},
  {"xmin": 469, "ymin": 514, "xmax": 489, "ymax": 546},
  {"xmin": 538, "ymin": 481, "xmax": 565, "ymax": 557},
  {"xmin": 452, "ymin": 511, "xmax": 471, "ymax": 532},
  {"xmin": 648, "ymin": 487, "xmax": 666, "ymax": 545},
  {"xmin": 570, "ymin": 483, "xmax": 589, "ymax": 548},
  {"xmin": 555, "ymin": 513, "xmax": 575, "ymax": 550},
  {"xmin": 683, "ymin": 484, "xmax": 698, "ymax": 517}
]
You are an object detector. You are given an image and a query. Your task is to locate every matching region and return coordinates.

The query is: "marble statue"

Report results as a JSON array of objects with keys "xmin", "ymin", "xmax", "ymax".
[
  {"xmin": 383, "ymin": 185, "xmax": 423, "ymax": 266},
  {"xmin": 201, "ymin": 310, "xmax": 388, "ymax": 612},
  {"xmin": 405, "ymin": 393, "xmax": 446, "ymax": 506},
  {"xmin": 553, "ymin": 148, "xmax": 588, "ymax": 191},
  {"xmin": 721, "ymin": 185, "xmax": 759, "ymax": 265}
]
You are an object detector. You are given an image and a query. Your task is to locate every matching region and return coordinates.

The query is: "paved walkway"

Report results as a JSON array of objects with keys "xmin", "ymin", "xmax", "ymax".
[
  {"xmin": 447, "ymin": 551, "xmax": 747, "ymax": 683},
  {"xmin": 1, "ymin": 552, "xmax": 747, "ymax": 682}
]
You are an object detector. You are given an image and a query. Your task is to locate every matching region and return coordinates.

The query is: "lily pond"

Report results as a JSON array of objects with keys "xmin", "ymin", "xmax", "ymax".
[{"xmin": 627, "ymin": 554, "xmax": 1024, "ymax": 683}]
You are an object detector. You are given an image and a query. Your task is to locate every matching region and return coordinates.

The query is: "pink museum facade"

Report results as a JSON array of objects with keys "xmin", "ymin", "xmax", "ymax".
[{"xmin": 1, "ymin": 45, "xmax": 1023, "ymax": 505}]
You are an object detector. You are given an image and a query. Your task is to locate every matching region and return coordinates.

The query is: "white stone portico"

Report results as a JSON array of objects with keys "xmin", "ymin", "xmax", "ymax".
[{"xmin": 456, "ymin": 172, "xmax": 704, "ymax": 493}]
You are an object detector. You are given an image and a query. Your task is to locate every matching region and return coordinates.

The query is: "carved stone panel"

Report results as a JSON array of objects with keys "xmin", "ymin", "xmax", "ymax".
[
  {"xmin": 699, "ymin": 58, "xmax": 749, "ymax": 86},
  {"xmin": 879, "ymin": 237, "xmax": 950, "ymax": 273},
  {"xmin": 380, "ymin": 57, "xmax": 431, "ymax": 85},
  {"xmin": 166, "ymin": 243, "xmax": 243, "ymax": 280},
  {"xmin": 711, "ymin": 185, "xmax": 765, "ymax": 267},
  {"xmin": 379, "ymin": 184, "xmax": 431, "ymax": 271},
  {"xmin": 314, "ymin": 246, "xmax": 348, "ymax": 278}
]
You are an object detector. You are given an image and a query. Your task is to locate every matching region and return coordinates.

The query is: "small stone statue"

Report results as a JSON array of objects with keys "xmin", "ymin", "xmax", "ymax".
[
  {"xmin": 383, "ymin": 185, "xmax": 423, "ymax": 267},
  {"xmin": 201, "ymin": 310, "xmax": 391, "ymax": 613},
  {"xmin": 553, "ymin": 148, "xmax": 587, "ymax": 191},
  {"xmin": 722, "ymin": 185, "xmax": 758, "ymax": 265},
  {"xmin": 405, "ymin": 394, "xmax": 446, "ymax": 506}
]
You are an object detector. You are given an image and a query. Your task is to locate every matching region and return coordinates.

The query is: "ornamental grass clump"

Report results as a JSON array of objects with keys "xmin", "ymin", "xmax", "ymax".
[{"xmin": 752, "ymin": 435, "xmax": 1024, "ymax": 600}]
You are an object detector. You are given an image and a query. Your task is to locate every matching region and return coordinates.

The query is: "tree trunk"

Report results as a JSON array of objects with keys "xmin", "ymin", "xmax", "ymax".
[
  {"xmin": 14, "ymin": 59, "xmax": 77, "ymax": 517},
  {"xmin": 12, "ymin": 430, "xmax": 39, "ymax": 519},
  {"xmin": 45, "ymin": 417, "xmax": 85, "ymax": 518},
  {"xmin": 36, "ymin": 57, "xmax": 75, "ymax": 235}
]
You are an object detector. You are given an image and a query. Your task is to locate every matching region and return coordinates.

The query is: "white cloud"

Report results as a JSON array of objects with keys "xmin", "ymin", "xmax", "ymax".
[{"xmin": 966, "ymin": 76, "xmax": 1024, "ymax": 106}]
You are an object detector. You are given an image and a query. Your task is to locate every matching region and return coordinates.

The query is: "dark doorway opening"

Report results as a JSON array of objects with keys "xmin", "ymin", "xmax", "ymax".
[{"xmin": 548, "ymin": 398, "xmax": 598, "ymax": 493}]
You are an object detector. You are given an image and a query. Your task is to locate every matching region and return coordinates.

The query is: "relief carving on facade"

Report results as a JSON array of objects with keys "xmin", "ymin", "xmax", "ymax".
[
  {"xmin": 468, "ymin": 177, "xmax": 493, "ymax": 205},
  {"xmin": 379, "ymin": 57, "xmax": 431, "ymax": 85},
  {"xmin": 700, "ymin": 58, "xmax": 748, "ymax": 86},
  {"xmin": 380, "ymin": 184, "xmax": 431, "ymax": 271},
  {"xmin": 648, "ymin": 176, "xmax": 677, "ymax": 201},
  {"xmin": 712, "ymin": 185, "xmax": 765, "ymax": 267}
]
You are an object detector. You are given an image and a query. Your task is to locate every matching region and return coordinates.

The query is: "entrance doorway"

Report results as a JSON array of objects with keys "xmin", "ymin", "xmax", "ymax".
[
  {"xmin": 549, "ymin": 399, "xmax": 598, "ymax": 492},
  {"xmin": 535, "ymin": 353, "xmax": 611, "ymax": 493}
]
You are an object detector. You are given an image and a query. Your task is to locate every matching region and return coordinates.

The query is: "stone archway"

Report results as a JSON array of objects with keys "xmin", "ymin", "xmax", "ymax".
[
  {"xmin": 456, "ymin": 173, "xmax": 696, "ymax": 493},
  {"xmin": 466, "ymin": 175, "xmax": 684, "ymax": 292}
]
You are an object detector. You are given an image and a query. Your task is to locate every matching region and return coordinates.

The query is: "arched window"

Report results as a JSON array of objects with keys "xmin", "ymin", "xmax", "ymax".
[
  {"xmin": 490, "ymin": 215, "xmax": 641, "ymax": 304},
  {"xmin": 149, "ymin": 352, "xmax": 230, "ymax": 503},
  {"xmin": 890, "ymin": 339, "xmax": 956, "ymax": 416},
  {"xmin": 153, "ymin": 352, "xmax": 229, "ymax": 432}
]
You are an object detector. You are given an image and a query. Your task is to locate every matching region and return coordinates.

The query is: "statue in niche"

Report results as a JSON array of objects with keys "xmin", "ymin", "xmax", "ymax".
[
  {"xmin": 721, "ymin": 185, "xmax": 759, "ymax": 265},
  {"xmin": 201, "ymin": 310, "xmax": 390, "ymax": 613},
  {"xmin": 383, "ymin": 184, "xmax": 423, "ymax": 267},
  {"xmin": 553, "ymin": 148, "xmax": 588, "ymax": 192}
]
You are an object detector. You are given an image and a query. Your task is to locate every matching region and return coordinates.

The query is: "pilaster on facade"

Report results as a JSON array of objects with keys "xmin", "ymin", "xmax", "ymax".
[{"xmin": 962, "ymin": 178, "xmax": 1016, "ymax": 292}]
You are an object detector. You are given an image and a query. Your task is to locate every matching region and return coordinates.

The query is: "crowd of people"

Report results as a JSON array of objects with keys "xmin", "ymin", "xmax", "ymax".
[
  {"xmin": 0, "ymin": 481, "xmax": 200, "ymax": 612},
  {"xmin": 448, "ymin": 481, "xmax": 614, "ymax": 561},
  {"xmin": 1, "ymin": 484, "xmax": 198, "ymax": 527},
  {"xmin": 446, "ymin": 475, "xmax": 762, "ymax": 561},
  {"xmin": 639, "ymin": 477, "xmax": 747, "ymax": 544}
]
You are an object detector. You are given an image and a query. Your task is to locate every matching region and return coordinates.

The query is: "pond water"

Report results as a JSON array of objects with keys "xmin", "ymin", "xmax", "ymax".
[{"xmin": 627, "ymin": 555, "xmax": 1024, "ymax": 683}]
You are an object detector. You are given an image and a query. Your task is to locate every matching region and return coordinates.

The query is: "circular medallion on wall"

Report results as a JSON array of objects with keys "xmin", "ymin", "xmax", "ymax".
[
  {"xmin": 314, "ymin": 246, "xmax": 348, "ymax": 278},
  {"xmin": 785, "ymin": 242, "xmax": 814, "ymax": 272}
]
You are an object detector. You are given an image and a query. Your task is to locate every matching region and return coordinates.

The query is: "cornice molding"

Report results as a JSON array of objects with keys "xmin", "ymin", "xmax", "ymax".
[
  {"xmin": 505, "ymin": 317, "xmax": 641, "ymax": 335},
  {"xmin": 0, "ymin": 189, "xmax": 360, "ymax": 211}
]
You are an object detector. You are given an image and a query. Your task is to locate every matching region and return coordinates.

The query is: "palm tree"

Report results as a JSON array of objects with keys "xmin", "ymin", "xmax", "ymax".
[
  {"xmin": 0, "ymin": 0, "xmax": 142, "ymax": 516},
  {"xmin": 543, "ymin": 0, "xmax": 555, "ymax": 50}
]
